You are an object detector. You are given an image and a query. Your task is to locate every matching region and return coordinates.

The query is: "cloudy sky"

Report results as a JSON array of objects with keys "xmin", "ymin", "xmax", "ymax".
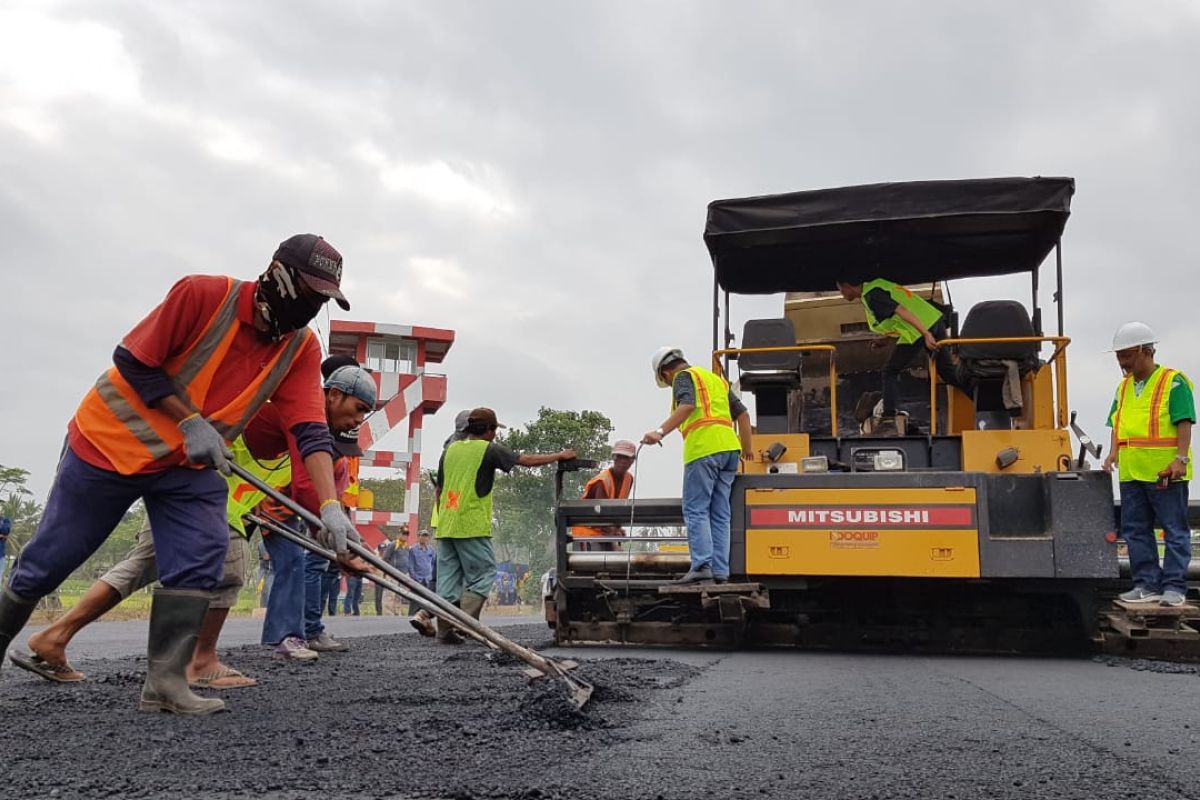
[{"xmin": 3, "ymin": 0, "xmax": 1198, "ymax": 502}]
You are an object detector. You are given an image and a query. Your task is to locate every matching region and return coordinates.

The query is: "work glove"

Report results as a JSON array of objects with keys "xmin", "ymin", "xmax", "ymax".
[
  {"xmin": 319, "ymin": 501, "xmax": 361, "ymax": 555},
  {"xmin": 178, "ymin": 414, "xmax": 233, "ymax": 475}
]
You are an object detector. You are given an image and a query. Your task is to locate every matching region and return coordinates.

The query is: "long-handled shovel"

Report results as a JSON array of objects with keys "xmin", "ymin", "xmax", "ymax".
[
  {"xmin": 245, "ymin": 513, "xmax": 493, "ymax": 649},
  {"xmin": 230, "ymin": 462, "xmax": 594, "ymax": 710}
]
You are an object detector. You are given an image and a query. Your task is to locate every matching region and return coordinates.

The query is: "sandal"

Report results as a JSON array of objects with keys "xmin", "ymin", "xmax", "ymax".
[
  {"xmin": 9, "ymin": 651, "xmax": 86, "ymax": 683},
  {"xmin": 188, "ymin": 666, "xmax": 258, "ymax": 690}
]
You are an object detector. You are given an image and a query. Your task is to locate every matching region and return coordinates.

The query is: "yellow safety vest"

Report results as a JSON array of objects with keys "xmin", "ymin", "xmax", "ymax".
[
  {"xmin": 674, "ymin": 367, "xmax": 742, "ymax": 464},
  {"xmin": 225, "ymin": 436, "xmax": 292, "ymax": 538},
  {"xmin": 861, "ymin": 278, "xmax": 943, "ymax": 345},
  {"xmin": 1111, "ymin": 366, "xmax": 1193, "ymax": 483}
]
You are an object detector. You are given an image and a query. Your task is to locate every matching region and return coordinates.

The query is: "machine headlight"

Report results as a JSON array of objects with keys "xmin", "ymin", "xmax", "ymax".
[{"xmin": 874, "ymin": 450, "xmax": 905, "ymax": 471}]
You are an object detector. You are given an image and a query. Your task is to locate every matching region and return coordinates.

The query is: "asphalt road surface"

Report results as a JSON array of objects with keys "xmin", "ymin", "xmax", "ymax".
[{"xmin": 1, "ymin": 617, "xmax": 1198, "ymax": 799}]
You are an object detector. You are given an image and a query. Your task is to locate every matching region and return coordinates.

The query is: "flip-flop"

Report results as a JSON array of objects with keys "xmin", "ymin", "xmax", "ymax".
[
  {"xmin": 9, "ymin": 651, "xmax": 86, "ymax": 683},
  {"xmin": 188, "ymin": 667, "xmax": 258, "ymax": 690}
]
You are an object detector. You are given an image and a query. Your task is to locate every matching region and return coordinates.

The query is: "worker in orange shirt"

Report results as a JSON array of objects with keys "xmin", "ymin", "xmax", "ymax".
[{"xmin": 572, "ymin": 440, "xmax": 637, "ymax": 552}]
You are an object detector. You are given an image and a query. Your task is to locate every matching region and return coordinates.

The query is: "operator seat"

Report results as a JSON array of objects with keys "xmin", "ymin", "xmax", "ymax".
[
  {"xmin": 737, "ymin": 318, "xmax": 802, "ymax": 434},
  {"xmin": 955, "ymin": 300, "xmax": 1041, "ymax": 430}
]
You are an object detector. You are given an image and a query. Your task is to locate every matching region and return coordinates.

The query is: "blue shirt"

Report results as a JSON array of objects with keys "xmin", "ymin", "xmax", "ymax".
[{"xmin": 408, "ymin": 543, "xmax": 435, "ymax": 582}]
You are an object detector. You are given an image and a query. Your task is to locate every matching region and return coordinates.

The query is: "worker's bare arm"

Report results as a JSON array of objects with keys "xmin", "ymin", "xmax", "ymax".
[{"xmin": 516, "ymin": 450, "xmax": 576, "ymax": 467}]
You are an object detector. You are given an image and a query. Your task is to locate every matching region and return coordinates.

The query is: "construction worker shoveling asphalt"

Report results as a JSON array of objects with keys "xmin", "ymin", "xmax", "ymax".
[{"xmin": 231, "ymin": 462, "xmax": 595, "ymax": 711}]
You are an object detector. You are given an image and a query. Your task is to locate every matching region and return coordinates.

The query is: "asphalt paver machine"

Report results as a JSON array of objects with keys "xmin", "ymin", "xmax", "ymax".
[{"xmin": 551, "ymin": 177, "xmax": 1190, "ymax": 655}]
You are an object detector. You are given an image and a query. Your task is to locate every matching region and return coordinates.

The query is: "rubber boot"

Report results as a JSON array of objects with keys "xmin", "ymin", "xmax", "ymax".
[
  {"xmin": 0, "ymin": 588, "xmax": 38, "ymax": 670},
  {"xmin": 436, "ymin": 599, "xmax": 463, "ymax": 645},
  {"xmin": 139, "ymin": 589, "xmax": 226, "ymax": 715},
  {"xmin": 460, "ymin": 591, "xmax": 487, "ymax": 620}
]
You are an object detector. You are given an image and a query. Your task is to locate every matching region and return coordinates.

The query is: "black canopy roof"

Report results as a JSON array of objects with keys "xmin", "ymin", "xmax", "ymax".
[{"xmin": 704, "ymin": 177, "xmax": 1074, "ymax": 294}]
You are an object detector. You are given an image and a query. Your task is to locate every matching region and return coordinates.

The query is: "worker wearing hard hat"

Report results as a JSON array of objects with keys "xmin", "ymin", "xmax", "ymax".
[
  {"xmin": 1102, "ymin": 322, "xmax": 1194, "ymax": 608},
  {"xmin": 643, "ymin": 348, "xmax": 753, "ymax": 584},
  {"xmin": 571, "ymin": 440, "xmax": 639, "ymax": 552}
]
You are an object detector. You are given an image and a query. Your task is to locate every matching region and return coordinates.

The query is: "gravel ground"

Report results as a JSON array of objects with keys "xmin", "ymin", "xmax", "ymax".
[{"xmin": 2, "ymin": 623, "xmax": 1199, "ymax": 800}]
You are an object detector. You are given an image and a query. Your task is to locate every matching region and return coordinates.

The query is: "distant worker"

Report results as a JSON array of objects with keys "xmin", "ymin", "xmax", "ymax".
[
  {"xmin": 642, "ymin": 348, "xmax": 752, "ymax": 584},
  {"xmin": 0, "ymin": 234, "xmax": 359, "ymax": 716},
  {"xmin": 1102, "ymin": 322, "xmax": 1194, "ymax": 607},
  {"xmin": 431, "ymin": 407, "xmax": 575, "ymax": 642},
  {"xmin": 571, "ymin": 440, "xmax": 638, "ymax": 552},
  {"xmin": 407, "ymin": 529, "xmax": 436, "ymax": 616},
  {"xmin": 836, "ymin": 278, "xmax": 961, "ymax": 435},
  {"xmin": 0, "ymin": 516, "xmax": 11, "ymax": 585}
]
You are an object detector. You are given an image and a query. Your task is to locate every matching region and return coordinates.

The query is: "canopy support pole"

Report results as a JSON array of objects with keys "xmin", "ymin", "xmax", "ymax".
[
  {"xmin": 1054, "ymin": 239, "xmax": 1064, "ymax": 337},
  {"xmin": 712, "ymin": 272, "xmax": 719, "ymax": 353},
  {"xmin": 1031, "ymin": 259, "xmax": 1042, "ymax": 337},
  {"xmin": 723, "ymin": 290, "xmax": 732, "ymax": 376}
]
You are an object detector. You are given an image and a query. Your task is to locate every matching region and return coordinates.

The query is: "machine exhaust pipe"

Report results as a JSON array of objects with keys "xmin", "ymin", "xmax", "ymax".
[{"xmin": 567, "ymin": 553, "xmax": 692, "ymax": 572}]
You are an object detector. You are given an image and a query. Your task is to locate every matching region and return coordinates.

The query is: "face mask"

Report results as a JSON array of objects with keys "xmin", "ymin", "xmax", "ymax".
[{"xmin": 255, "ymin": 262, "xmax": 325, "ymax": 341}]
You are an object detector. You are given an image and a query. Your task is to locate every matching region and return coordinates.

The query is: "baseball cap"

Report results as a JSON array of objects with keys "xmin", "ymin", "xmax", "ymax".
[
  {"xmin": 273, "ymin": 233, "xmax": 350, "ymax": 311},
  {"xmin": 611, "ymin": 439, "xmax": 638, "ymax": 458},
  {"xmin": 324, "ymin": 365, "xmax": 378, "ymax": 408},
  {"xmin": 467, "ymin": 407, "xmax": 506, "ymax": 430},
  {"xmin": 332, "ymin": 427, "xmax": 363, "ymax": 458},
  {"xmin": 418, "ymin": 529, "xmax": 431, "ymax": 537},
  {"xmin": 454, "ymin": 409, "xmax": 471, "ymax": 433}
]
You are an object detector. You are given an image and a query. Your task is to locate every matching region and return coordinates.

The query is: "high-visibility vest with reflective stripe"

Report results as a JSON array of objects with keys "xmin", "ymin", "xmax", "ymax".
[
  {"xmin": 1112, "ymin": 366, "xmax": 1193, "ymax": 482},
  {"xmin": 73, "ymin": 278, "xmax": 311, "ymax": 475},
  {"xmin": 225, "ymin": 436, "xmax": 292, "ymax": 538},
  {"xmin": 674, "ymin": 366, "xmax": 742, "ymax": 464},
  {"xmin": 341, "ymin": 456, "xmax": 361, "ymax": 508},
  {"xmin": 572, "ymin": 468, "xmax": 633, "ymax": 539},
  {"xmin": 436, "ymin": 439, "xmax": 492, "ymax": 539},
  {"xmin": 861, "ymin": 278, "xmax": 943, "ymax": 345}
]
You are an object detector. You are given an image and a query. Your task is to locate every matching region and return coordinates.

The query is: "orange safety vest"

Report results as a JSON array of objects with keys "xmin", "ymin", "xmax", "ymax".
[
  {"xmin": 572, "ymin": 468, "xmax": 633, "ymax": 540},
  {"xmin": 341, "ymin": 456, "xmax": 361, "ymax": 508},
  {"xmin": 73, "ymin": 278, "xmax": 312, "ymax": 475}
]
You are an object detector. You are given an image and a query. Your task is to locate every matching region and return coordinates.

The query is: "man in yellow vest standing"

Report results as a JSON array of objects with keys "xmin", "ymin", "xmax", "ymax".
[
  {"xmin": 1102, "ymin": 322, "xmax": 1194, "ymax": 607},
  {"xmin": 433, "ymin": 407, "xmax": 575, "ymax": 642},
  {"xmin": 642, "ymin": 348, "xmax": 753, "ymax": 584},
  {"xmin": 0, "ymin": 234, "xmax": 361, "ymax": 715},
  {"xmin": 837, "ymin": 278, "xmax": 961, "ymax": 435}
]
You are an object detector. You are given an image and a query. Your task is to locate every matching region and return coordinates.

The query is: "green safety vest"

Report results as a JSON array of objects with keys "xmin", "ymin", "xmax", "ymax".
[
  {"xmin": 225, "ymin": 436, "xmax": 292, "ymax": 538},
  {"xmin": 437, "ymin": 439, "xmax": 492, "ymax": 539},
  {"xmin": 674, "ymin": 367, "xmax": 742, "ymax": 464},
  {"xmin": 1111, "ymin": 366, "xmax": 1194, "ymax": 483},
  {"xmin": 861, "ymin": 278, "xmax": 943, "ymax": 345}
]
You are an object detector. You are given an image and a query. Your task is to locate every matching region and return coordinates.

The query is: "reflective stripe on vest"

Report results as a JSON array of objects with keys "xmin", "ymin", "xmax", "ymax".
[
  {"xmin": 73, "ymin": 278, "xmax": 312, "ymax": 475},
  {"xmin": 1113, "ymin": 366, "xmax": 1193, "ymax": 482},
  {"xmin": 674, "ymin": 366, "xmax": 742, "ymax": 464},
  {"xmin": 860, "ymin": 278, "xmax": 943, "ymax": 345},
  {"xmin": 572, "ymin": 468, "xmax": 633, "ymax": 539}
]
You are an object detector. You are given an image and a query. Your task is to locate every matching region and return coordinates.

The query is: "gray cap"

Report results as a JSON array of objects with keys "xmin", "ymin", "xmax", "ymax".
[
  {"xmin": 454, "ymin": 409, "xmax": 471, "ymax": 433},
  {"xmin": 324, "ymin": 365, "xmax": 377, "ymax": 408}
]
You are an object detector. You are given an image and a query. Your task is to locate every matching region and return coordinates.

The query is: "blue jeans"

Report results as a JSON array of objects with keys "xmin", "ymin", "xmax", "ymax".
[
  {"xmin": 343, "ymin": 575, "xmax": 363, "ymax": 615},
  {"xmin": 303, "ymin": 550, "xmax": 331, "ymax": 639},
  {"xmin": 261, "ymin": 519, "xmax": 306, "ymax": 645},
  {"xmin": 11, "ymin": 447, "xmax": 227, "ymax": 600},
  {"xmin": 1120, "ymin": 480, "xmax": 1192, "ymax": 594},
  {"xmin": 321, "ymin": 566, "xmax": 340, "ymax": 615},
  {"xmin": 681, "ymin": 450, "xmax": 739, "ymax": 578}
]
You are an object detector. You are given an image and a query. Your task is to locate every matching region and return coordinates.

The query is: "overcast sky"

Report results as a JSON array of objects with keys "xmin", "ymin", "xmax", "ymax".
[{"xmin": 3, "ymin": 0, "xmax": 1198, "ymax": 503}]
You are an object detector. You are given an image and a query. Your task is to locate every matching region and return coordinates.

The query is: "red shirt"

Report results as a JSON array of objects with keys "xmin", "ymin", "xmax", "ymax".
[
  {"xmin": 247, "ymin": 403, "xmax": 348, "ymax": 517},
  {"xmin": 68, "ymin": 275, "xmax": 326, "ymax": 473}
]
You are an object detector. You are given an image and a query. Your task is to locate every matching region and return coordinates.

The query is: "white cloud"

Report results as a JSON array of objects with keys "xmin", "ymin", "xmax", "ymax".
[{"xmin": 353, "ymin": 141, "xmax": 517, "ymax": 219}]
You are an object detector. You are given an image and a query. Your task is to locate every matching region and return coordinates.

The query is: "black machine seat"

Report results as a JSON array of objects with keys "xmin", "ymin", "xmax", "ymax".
[
  {"xmin": 956, "ymin": 300, "xmax": 1041, "ymax": 428},
  {"xmin": 957, "ymin": 300, "xmax": 1039, "ymax": 363},
  {"xmin": 737, "ymin": 318, "xmax": 802, "ymax": 392}
]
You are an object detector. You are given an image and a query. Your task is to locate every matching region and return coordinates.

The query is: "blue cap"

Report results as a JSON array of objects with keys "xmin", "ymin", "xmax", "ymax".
[{"xmin": 324, "ymin": 365, "xmax": 377, "ymax": 408}]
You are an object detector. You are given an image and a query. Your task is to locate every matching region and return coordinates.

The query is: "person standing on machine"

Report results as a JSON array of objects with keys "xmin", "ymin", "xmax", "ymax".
[
  {"xmin": 571, "ymin": 440, "xmax": 638, "ymax": 552},
  {"xmin": 642, "ymin": 348, "xmax": 752, "ymax": 585},
  {"xmin": 1102, "ymin": 322, "xmax": 1194, "ymax": 608}
]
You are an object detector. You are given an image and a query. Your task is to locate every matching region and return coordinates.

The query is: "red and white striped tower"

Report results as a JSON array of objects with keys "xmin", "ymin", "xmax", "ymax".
[{"xmin": 328, "ymin": 321, "xmax": 454, "ymax": 548}]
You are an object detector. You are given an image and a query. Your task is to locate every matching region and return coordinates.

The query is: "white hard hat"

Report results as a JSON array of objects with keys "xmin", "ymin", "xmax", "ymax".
[
  {"xmin": 650, "ymin": 346, "xmax": 685, "ymax": 387},
  {"xmin": 1110, "ymin": 321, "xmax": 1158, "ymax": 352}
]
